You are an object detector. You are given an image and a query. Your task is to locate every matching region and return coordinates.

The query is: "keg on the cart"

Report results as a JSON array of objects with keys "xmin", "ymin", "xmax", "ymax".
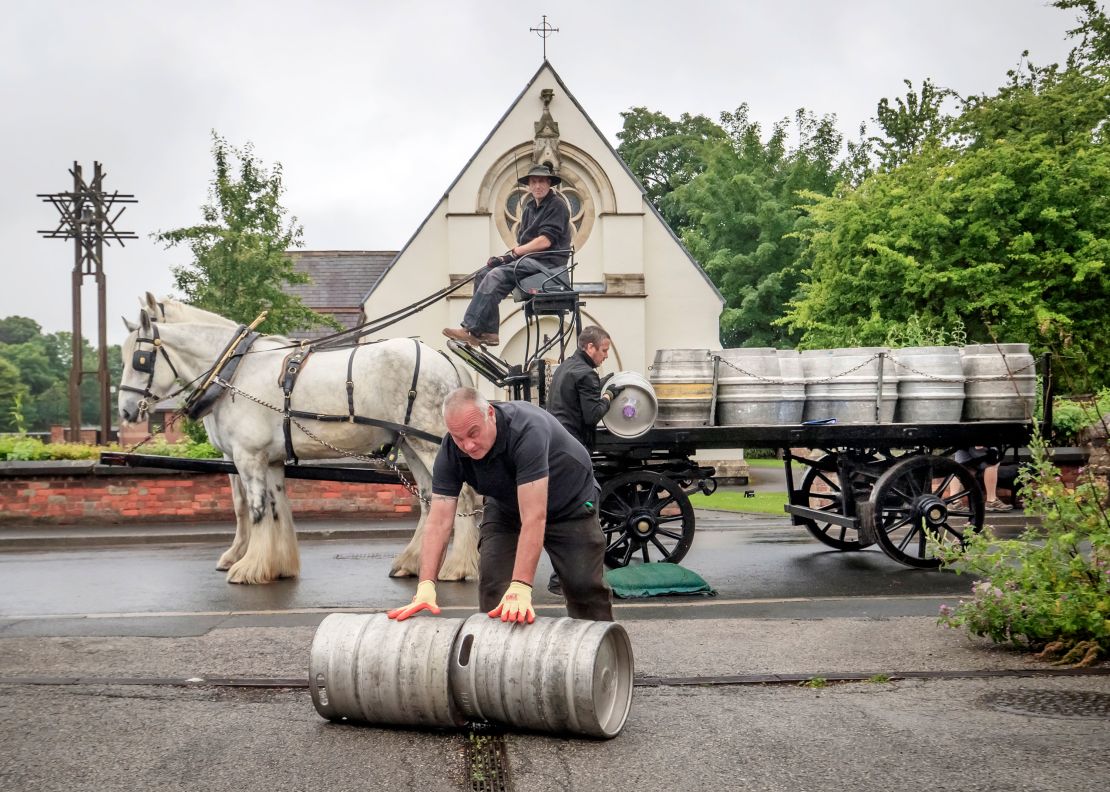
[
  {"xmin": 449, "ymin": 614, "xmax": 634, "ymax": 739},
  {"xmin": 649, "ymin": 348, "xmax": 714, "ymax": 427},
  {"xmin": 309, "ymin": 613, "xmax": 466, "ymax": 728},
  {"xmin": 601, "ymin": 371, "xmax": 657, "ymax": 438},
  {"xmin": 891, "ymin": 346, "xmax": 966, "ymax": 423},
  {"xmin": 961, "ymin": 343, "xmax": 1037, "ymax": 421},
  {"xmin": 715, "ymin": 348, "xmax": 801, "ymax": 426},
  {"xmin": 309, "ymin": 613, "xmax": 635, "ymax": 738},
  {"xmin": 801, "ymin": 347, "xmax": 899, "ymax": 423}
]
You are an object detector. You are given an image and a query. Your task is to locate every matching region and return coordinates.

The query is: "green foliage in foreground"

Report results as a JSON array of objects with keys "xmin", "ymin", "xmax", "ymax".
[
  {"xmin": 1051, "ymin": 389, "xmax": 1110, "ymax": 446},
  {"xmin": 936, "ymin": 434, "xmax": 1110, "ymax": 665},
  {"xmin": 0, "ymin": 435, "xmax": 220, "ymax": 461},
  {"xmin": 689, "ymin": 490, "xmax": 788, "ymax": 515}
]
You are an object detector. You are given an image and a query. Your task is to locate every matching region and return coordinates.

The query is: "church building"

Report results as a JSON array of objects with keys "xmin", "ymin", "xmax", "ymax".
[{"xmin": 356, "ymin": 61, "xmax": 723, "ymax": 392}]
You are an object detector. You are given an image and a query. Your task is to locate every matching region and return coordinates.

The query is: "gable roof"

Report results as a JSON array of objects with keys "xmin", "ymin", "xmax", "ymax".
[
  {"xmin": 286, "ymin": 250, "xmax": 396, "ymax": 337},
  {"xmin": 362, "ymin": 60, "xmax": 724, "ymax": 306}
]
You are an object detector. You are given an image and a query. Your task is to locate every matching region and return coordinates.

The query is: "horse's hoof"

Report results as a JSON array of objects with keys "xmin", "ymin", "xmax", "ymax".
[
  {"xmin": 216, "ymin": 564, "xmax": 229, "ymax": 572},
  {"xmin": 388, "ymin": 567, "xmax": 417, "ymax": 578}
]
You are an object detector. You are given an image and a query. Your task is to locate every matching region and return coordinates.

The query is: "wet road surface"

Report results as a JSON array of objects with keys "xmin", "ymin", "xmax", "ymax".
[{"xmin": 0, "ymin": 511, "xmax": 980, "ymax": 636}]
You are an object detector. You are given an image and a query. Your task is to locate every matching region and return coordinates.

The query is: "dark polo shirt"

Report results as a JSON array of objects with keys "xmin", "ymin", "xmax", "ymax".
[
  {"xmin": 432, "ymin": 401, "xmax": 598, "ymax": 522},
  {"xmin": 518, "ymin": 190, "xmax": 571, "ymax": 269}
]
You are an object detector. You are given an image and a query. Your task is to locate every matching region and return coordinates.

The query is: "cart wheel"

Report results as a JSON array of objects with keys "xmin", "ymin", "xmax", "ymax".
[
  {"xmin": 797, "ymin": 455, "xmax": 876, "ymax": 551},
  {"xmin": 864, "ymin": 455, "xmax": 984, "ymax": 569},
  {"xmin": 599, "ymin": 470, "xmax": 695, "ymax": 568}
]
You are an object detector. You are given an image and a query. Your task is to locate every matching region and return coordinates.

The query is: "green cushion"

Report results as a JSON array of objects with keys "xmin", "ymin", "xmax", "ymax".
[{"xmin": 604, "ymin": 563, "xmax": 716, "ymax": 599}]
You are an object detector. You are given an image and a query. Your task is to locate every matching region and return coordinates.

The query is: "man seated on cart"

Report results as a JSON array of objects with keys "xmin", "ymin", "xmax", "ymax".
[
  {"xmin": 443, "ymin": 164, "xmax": 572, "ymax": 347},
  {"xmin": 388, "ymin": 387, "xmax": 613, "ymax": 625}
]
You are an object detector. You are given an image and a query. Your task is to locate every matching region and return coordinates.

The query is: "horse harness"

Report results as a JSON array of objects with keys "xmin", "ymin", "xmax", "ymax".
[
  {"xmin": 126, "ymin": 325, "xmax": 443, "ymax": 465},
  {"xmin": 279, "ymin": 337, "xmax": 441, "ymax": 465}
]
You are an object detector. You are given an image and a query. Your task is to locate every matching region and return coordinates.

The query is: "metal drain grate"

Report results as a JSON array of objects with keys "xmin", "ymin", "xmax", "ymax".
[
  {"xmin": 332, "ymin": 552, "xmax": 390, "ymax": 560},
  {"xmin": 981, "ymin": 689, "xmax": 1110, "ymax": 719},
  {"xmin": 464, "ymin": 725, "xmax": 511, "ymax": 792}
]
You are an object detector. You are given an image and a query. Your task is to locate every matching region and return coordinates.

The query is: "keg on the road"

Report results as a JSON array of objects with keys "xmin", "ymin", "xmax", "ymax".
[
  {"xmin": 649, "ymin": 348, "xmax": 714, "ymax": 427},
  {"xmin": 449, "ymin": 614, "xmax": 635, "ymax": 738},
  {"xmin": 309, "ymin": 613, "xmax": 465, "ymax": 728},
  {"xmin": 961, "ymin": 343, "xmax": 1037, "ymax": 420},
  {"xmin": 601, "ymin": 371, "xmax": 658, "ymax": 438},
  {"xmin": 715, "ymin": 348, "xmax": 789, "ymax": 425},
  {"xmin": 802, "ymin": 347, "xmax": 899, "ymax": 423},
  {"xmin": 890, "ymin": 346, "xmax": 966, "ymax": 423}
]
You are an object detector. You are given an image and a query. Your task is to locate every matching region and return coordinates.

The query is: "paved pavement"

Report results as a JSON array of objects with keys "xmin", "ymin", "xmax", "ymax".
[{"xmin": 0, "ymin": 495, "xmax": 1103, "ymax": 792}]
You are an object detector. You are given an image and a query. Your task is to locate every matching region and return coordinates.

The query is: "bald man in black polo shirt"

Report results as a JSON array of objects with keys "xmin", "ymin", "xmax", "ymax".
[
  {"xmin": 444, "ymin": 164, "xmax": 572, "ymax": 348},
  {"xmin": 388, "ymin": 387, "xmax": 613, "ymax": 624}
]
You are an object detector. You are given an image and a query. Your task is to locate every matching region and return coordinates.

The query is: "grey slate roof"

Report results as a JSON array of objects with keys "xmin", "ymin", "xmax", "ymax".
[{"xmin": 285, "ymin": 250, "xmax": 397, "ymax": 339}]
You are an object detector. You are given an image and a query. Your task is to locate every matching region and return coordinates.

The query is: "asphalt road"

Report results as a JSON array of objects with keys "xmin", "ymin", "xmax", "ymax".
[{"xmin": 0, "ymin": 510, "xmax": 982, "ymax": 639}]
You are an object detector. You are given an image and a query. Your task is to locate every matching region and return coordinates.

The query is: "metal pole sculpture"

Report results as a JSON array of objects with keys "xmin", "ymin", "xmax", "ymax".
[{"xmin": 38, "ymin": 162, "xmax": 137, "ymax": 442}]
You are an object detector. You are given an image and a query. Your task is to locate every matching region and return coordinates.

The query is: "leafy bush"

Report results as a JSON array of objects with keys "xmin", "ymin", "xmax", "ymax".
[
  {"xmin": 936, "ymin": 434, "xmax": 1110, "ymax": 666},
  {"xmin": 1051, "ymin": 389, "xmax": 1110, "ymax": 446},
  {"xmin": 126, "ymin": 437, "xmax": 221, "ymax": 459},
  {"xmin": 0, "ymin": 434, "xmax": 220, "ymax": 461},
  {"xmin": 0, "ymin": 435, "xmax": 48, "ymax": 461},
  {"xmin": 40, "ymin": 443, "xmax": 106, "ymax": 460}
]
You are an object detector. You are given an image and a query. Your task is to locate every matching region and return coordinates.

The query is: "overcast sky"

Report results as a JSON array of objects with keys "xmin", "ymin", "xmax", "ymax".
[{"xmin": 2, "ymin": 0, "xmax": 1079, "ymax": 345}]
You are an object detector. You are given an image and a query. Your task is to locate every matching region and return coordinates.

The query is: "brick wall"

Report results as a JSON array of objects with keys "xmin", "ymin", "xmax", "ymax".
[{"xmin": 0, "ymin": 464, "xmax": 418, "ymax": 524}]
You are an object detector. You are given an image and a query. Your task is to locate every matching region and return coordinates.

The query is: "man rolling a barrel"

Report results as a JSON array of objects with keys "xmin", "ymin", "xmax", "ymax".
[{"xmin": 387, "ymin": 387, "xmax": 613, "ymax": 624}]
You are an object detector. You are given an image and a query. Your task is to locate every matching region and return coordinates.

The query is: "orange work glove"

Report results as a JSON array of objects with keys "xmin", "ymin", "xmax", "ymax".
[
  {"xmin": 488, "ymin": 581, "xmax": 535, "ymax": 624},
  {"xmin": 387, "ymin": 580, "xmax": 440, "ymax": 621}
]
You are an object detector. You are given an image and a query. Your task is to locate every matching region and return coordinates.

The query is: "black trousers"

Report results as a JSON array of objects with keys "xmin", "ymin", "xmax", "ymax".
[
  {"xmin": 462, "ymin": 257, "xmax": 549, "ymax": 336},
  {"xmin": 477, "ymin": 505, "xmax": 614, "ymax": 622}
]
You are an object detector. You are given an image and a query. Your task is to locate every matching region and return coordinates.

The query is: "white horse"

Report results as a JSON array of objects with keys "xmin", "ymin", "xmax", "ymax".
[{"xmin": 118, "ymin": 304, "xmax": 479, "ymax": 584}]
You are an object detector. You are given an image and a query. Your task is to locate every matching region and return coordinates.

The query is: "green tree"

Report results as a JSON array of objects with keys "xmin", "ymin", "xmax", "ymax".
[
  {"xmin": 0, "ymin": 316, "xmax": 44, "ymax": 345},
  {"xmin": 155, "ymin": 132, "xmax": 339, "ymax": 335},
  {"xmin": 672, "ymin": 106, "xmax": 850, "ymax": 347},
  {"xmin": 615, "ymin": 108, "xmax": 728, "ymax": 230},
  {"xmin": 0, "ymin": 357, "xmax": 29, "ymax": 433},
  {"xmin": 867, "ymin": 78, "xmax": 955, "ymax": 173}
]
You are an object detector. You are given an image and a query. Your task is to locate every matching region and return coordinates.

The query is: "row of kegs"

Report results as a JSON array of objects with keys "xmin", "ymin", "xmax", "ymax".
[{"xmin": 647, "ymin": 343, "xmax": 1038, "ymax": 427}]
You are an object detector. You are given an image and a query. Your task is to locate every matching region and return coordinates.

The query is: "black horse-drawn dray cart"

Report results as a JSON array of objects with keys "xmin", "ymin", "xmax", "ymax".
[
  {"xmin": 104, "ymin": 270, "xmax": 1049, "ymax": 573},
  {"xmin": 590, "ymin": 415, "xmax": 1040, "ymax": 571}
]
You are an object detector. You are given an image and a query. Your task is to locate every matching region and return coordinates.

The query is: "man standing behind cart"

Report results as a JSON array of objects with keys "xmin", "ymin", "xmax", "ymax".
[
  {"xmin": 547, "ymin": 325, "xmax": 623, "ymax": 452},
  {"xmin": 387, "ymin": 387, "xmax": 613, "ymax": 624}
]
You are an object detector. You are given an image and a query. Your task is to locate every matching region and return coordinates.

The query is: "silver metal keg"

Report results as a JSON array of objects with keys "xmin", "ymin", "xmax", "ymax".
[
  {"xmin": 448, "ymin": 614, "xmax": 635, "ymax": 738},
  {"xmin": 601, "ymin": 371, "xmax": 658, "ymax": 438},
  {"xmin": 775, "ymin": 349, "xmax": 807, "ymax": 425},
  {"xmin": 802, "ymin": 347, "xmax": 899, "ymax": 423},
  {"xmin": 649, "ymin": 348, "xmax": 714, "ymax": 427},
  {"xmin": 309, "ymin": 613, "xmax": 465, "ymax": 728},
  {"xmin": 960, "ymin": 343, "xmax": 1037, "ymax": 420},
  {"xmin": 715, "ymin": 348, "xmax": 788, "ymax": 425},
  {"xmin": 890, "ymin": 346, "xmax": 965, "ymax": 423}
]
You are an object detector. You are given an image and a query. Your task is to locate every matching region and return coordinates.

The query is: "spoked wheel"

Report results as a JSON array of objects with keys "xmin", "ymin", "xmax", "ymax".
[
  {"xmin": 864, "ymin": 455, "xmax": 984, "ymax": 569},
  {"xmin": 599, "ymin": 470, "xmax": 695, "ymax": 568},
  {"xmin": 797, "ymin": 454, "xmax": 878, "ymax": 551}
]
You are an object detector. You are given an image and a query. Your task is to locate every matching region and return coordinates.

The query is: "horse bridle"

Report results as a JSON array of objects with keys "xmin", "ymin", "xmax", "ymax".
[{"xmin": 119, "ymin": 323, "xmax": 189, "ymax": 416}]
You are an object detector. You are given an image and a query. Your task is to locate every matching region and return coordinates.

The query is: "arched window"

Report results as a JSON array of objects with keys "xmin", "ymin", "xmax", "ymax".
[{"xmin": 494, "ymin": 161, "xmax": 597, "ymax": 252}]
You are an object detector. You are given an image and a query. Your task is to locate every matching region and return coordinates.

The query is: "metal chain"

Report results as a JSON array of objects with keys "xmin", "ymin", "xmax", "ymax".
[
  {"xmin": 888, "ymin": 355, "xmax": 1037, "ymax": 382},
  {"xmin": 710, "ymin": 351, "xmax": 1036, "ymax": 384},
  {"xmin": 212, "ymin": 377, "xmax": 482, "ymax": 517},
  {"xmin": 711, "ymin": 355, "xmax": 784, "ymax": 384}
]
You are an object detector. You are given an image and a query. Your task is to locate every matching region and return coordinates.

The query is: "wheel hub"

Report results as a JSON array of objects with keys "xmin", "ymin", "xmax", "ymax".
[
  {"xmin": 915, "ymin": 494, "xmax": 948, "ymax": 527},
  {"xmin": 630, "ymin": 510, "xmax": 656, "ymax": 538}
]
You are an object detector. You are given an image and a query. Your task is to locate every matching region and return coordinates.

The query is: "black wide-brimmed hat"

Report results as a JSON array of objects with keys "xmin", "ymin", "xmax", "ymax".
[{"xmin": 517, "ymin": 164, "xmax": 562, "ymax": 186}]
